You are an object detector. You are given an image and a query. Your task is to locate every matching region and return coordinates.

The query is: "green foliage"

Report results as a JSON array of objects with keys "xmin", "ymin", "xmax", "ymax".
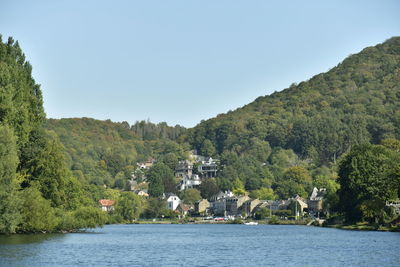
[
  {"xmin": 181, "ymin": 188, "xmax": 201, "ymax": 205},
  {"xmin": 113, "ymin": 192, "xmax": 143, "ymax": 222},
  {"xmin": 18, "ymin": 185, "xmax": 58, "ymax": 233},
  {"xmin": 0, "ymin": 37, "xmax": 107, "ymax": 233},
  {"xmin": 338, "ymin": 143, "xmax": 400, "ymax": 223},
  {"xmin": 0, "ymin": 125, "xmax": 21, "ymax": 233},
  {"xmin": 142, "ymin": 197, "xmax": 167, "ymax": 218},
  {"xmin": 274, "ymin": 166, "xmax": 312, "ymax": 199},
  {"xmin": 147, "ymin": 162, "xmax": 176, "ymax": 196},
  {"xmin": 249, "ymin": 187, "xmax": 277, "ymax": 200},
  {"xmin": 198, "ymin": 178, "xmax": 220, "ymax": 199}
]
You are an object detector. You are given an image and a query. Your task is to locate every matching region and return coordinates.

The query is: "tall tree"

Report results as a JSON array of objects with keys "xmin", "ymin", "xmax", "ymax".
[
  {"xmin": 338, "ymin": 144, "xmax": 400, "ymax": 222},
  {"xmin": 0, "ymin": 125, "xmax": 21, "ymax": 233}
]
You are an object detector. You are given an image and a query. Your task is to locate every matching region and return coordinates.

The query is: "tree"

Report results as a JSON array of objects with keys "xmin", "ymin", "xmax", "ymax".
[
  {"xmin": 181, "ymin": 188, "xmax": 201, "ymax": 205},
  {"xmin": 18, "ymin": 185, "xmax": 58, "ymax": 232},
  {"xmin": 200, "ymin": 139, "xmax": 216, "ymax": 157},
  {"xmin": 249, "ymin": 187, "xmax": 277, "ymax": 200},
  {"xmin": 199, "ymin": 178, "xmax": 220, "ymax": 199},
  {"xmin": 147, "ymin": 163, "xmax": 176, "ymax": 196},
  {"xmin": 275, "ymin": 166, "xmax": 312, "ymax": 199},
  {"xmin": 337, "ymin": 144, "xmax": 400, "ymax": 223},
  {"xmin": 114, "ymin": 192, "xmax": 143, "ymax": 222},
  {"xmin": 0, "ymin": 125, "xmax": 21, "ymax": 233}
]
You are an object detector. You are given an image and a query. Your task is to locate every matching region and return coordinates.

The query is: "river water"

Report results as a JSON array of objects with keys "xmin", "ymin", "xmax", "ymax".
[{"xmin": 0, "ymin": 224, "xmax": 399, "ymax": 266}]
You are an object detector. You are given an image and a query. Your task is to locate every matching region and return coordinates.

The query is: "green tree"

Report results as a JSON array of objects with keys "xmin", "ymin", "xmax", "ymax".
[
  {"xmin": 18, "ymin": 185, "xmax": 58, "ymax": 232},
  {"xmin": 199, "ymin": 178, "xmax": 220, "ymax": 199},
  {"xmin": 250, "ymin": 187, "xmax": 277, "ymax": 200},
  {"xmin": 337, "ymin": 144, "xmax": 400, "ymax": 223},
  {"xmin": 147, "ymin": 163, "xmax": 176, "ymax": 196},
  {"xmin": 275, "ymin": 166, "xmax": 312, "ymax": 199},
  {"xmin": 0, "ymin": 125, "xmax": 21, "ymax": 233},
  {"xmin": 200, "ymin": 139, "xmax": 216, "ymax": 157},
  {"xmin": 114, "ymin": 192, "xmax": 143, "ymax": 222},
  {"xmin": 181, "ymin": 188, "xmax": 201, "ymax": 205}
]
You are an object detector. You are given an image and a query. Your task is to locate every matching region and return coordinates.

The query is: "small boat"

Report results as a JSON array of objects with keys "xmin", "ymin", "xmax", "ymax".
[{"xmin": 244, "ymin": 222, "xmax": 258, "ymax": 225}]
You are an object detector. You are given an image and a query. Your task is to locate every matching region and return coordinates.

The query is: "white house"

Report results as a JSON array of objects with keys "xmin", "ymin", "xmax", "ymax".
[
  {"xmin": 178, "ymin": 174, "xmax": 201, "ymax": 191},
  {"xmin": 166, "ymin": 194, "xmax": 181, "ymax": 211}
]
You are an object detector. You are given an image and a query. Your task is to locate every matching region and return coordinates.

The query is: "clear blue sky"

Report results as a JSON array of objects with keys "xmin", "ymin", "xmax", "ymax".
[{"xmin": 1, "ymin": 0, "xmax": 399, "ymax": 127}]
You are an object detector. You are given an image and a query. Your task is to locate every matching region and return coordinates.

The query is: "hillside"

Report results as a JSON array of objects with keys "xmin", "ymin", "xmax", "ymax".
[
  {"xmin": 187, "ymin": 37, "xmax": 400, "ymax": 164},
  {"xmin": 45, "ymin": 118, "xmax": 188, "ymax": 187}
]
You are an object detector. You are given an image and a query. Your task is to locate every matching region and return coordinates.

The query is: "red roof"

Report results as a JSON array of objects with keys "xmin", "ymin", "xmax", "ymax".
[{"xmin": 99, "ymin": 199, "xmax": 115, "ymax": 206}]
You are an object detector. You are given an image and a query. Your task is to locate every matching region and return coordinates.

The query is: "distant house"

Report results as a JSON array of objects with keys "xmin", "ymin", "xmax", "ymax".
[
  {"xmin": 175, "ymin": 160, "xmax": 193, "ymax": 178},
  {"xmin": 195, "ymin": 199, "xmax": 210, "ymax": 214},
  {"xmin": 166, "ymin": 194, "xmax": 181, "ymax": 211},
  {"xmin": 225, "ymin": 195, "xmax": 250, "ymax": 216},
  {"xmin": 290, "ymin": 196, "xmax": 308, "ymax": 216},
  {"xmin": 99, "ymin": 199, "xmax": 115, "ymax": 212},
  {"xmin": 198, "ymin": 157, "xmax": 218, "ymax": 178},
  {"xmin": 308, "ymin": 187, "xmax": 326, "ymax": 213},
  {"xmin": 176, "ymin": 203, "xmax": 192, "ymax": 216},
  {"xmin": 137, "ymin": 158, "xmax": 156, "ymax": 169},
  {"xmin": 178, "ymin": 174, "xmax": 201, "ymax": 191},
  {"xmin": 134, "ymin": 189, "xmax": 149, "ymax": 197}
]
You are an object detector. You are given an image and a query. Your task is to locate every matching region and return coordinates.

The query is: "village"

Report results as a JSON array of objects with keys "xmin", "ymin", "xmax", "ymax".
[{"xmin": 98, "ymin": 153, "xmax": 328, "ymax": 223}]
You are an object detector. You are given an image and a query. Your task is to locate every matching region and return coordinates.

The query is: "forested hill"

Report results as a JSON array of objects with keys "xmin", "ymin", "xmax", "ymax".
[
  {"xmin": 187, "ymin": 37, "xmax": 400, "ymax": 164},
  {"xmin": 45, "ymin": 118, "xmax": 188, "ymax": 187}
]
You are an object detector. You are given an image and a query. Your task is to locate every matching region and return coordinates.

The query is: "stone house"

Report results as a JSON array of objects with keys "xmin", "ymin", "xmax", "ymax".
[
  {"xmin": 195, "ymin": 199, "xmax": 210, "ymax": 214},
  {"xmin": 308, "ymin": 187, "xmax": 326, "ymax": 213},
  {"xmin": 225, "ymin": 195, "xmax": 250, "ymax": 215}
]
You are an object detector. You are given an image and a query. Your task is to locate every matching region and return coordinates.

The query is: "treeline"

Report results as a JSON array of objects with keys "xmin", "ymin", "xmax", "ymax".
[{"xmin": 0, "ymin": 36, "xmax": 109, "ymax": 234}]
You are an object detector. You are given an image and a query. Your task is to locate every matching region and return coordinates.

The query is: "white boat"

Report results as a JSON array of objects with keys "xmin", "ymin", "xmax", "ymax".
[{"xmin": 244, "ymin": 222, "xmax": 258, "ymax": 225}]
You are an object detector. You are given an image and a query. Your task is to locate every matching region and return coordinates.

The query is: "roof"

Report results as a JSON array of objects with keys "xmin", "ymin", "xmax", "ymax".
[
  {"xmin": 177, "ymin": 203, "xmax": 191, "ymax": 212},
  {"xmin": 99, "ymin": 199, "xmax": 115, "ymax": 206}
]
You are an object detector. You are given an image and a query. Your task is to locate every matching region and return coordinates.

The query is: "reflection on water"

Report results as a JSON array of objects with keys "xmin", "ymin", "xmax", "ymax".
[
  {"xmin": 0, "ymin": 233, "xmax": 64, "ymax": 264},
  {"xmin": 0, "ymin": 233, "xmax": 63, "ymax": 245}
]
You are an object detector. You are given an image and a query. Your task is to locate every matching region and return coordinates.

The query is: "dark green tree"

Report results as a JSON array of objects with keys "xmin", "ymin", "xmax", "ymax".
[
  {"xmin": 0, "ymin": 125, "xmax": 21, "ymax": 233},
  {"xmin": 337, "ymin": 144, "xmax": 400, "ymax": 223}
]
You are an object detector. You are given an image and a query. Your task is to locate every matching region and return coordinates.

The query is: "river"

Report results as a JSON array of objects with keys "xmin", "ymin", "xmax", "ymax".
[{"xmin": 0, "ymin": 224, "xmax": 399, "ymax": 266}]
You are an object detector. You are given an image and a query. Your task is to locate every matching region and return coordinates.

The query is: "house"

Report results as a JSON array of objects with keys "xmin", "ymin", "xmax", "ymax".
[
  {"xmin": 175, "ymin": 160, "xmax": 193, "ymax": 178},
  {"xmin": 198, "ymin": 157, "xmax": 218, "ymax": 178},
  {"xmin": 209, "ymin": 191, "xmax": 234, "ymax": 216},
  {"xmin": 308, "ymin": 187, "xmax": 326, "ymax": 213},
  {"xmin": 134, "ymin": 189, "xmax": 149, "ymax": 197},
  {"xmin": 225, "ymin": 195, "xmax": 250, "ymax": 215},
  {"xmin": 137, "ymin": 158, "xmax": 156, "ymax": 169},
  {"xmin": 166, "ymin": 194, "xmax": 181, "ymax": 211},
  {"xmin": 209, "ymin": 191, "xmax": 234, "ymax": 202},
  {"xmin": 195, "ymin": 199, "xmax": 210, "ymax": 214},
  {"xmin": 176, "ymin": 203, "xmax": 192, "ymax": 216},
  {"xmin": 290, "ymin": 196, "xmax": 308, "ymax": 216},
  {"xmin": 178, "ymin": 174, "xmax": 201, "ymax": 191},
  {"xmin": 99, "ymin": 199, "xmax": 115, "ymax": 212}
]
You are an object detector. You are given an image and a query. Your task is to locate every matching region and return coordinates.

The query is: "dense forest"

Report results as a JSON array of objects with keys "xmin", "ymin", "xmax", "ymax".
[{"xmin": 1, "ymin": 35, "xmax": 399, "ymax": 232}]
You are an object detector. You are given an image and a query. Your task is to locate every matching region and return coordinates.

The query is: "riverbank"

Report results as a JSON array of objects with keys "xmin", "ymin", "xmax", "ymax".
[{"xmin": 325, "ymin": 222, "xmax": 400, "ymax": 232}]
